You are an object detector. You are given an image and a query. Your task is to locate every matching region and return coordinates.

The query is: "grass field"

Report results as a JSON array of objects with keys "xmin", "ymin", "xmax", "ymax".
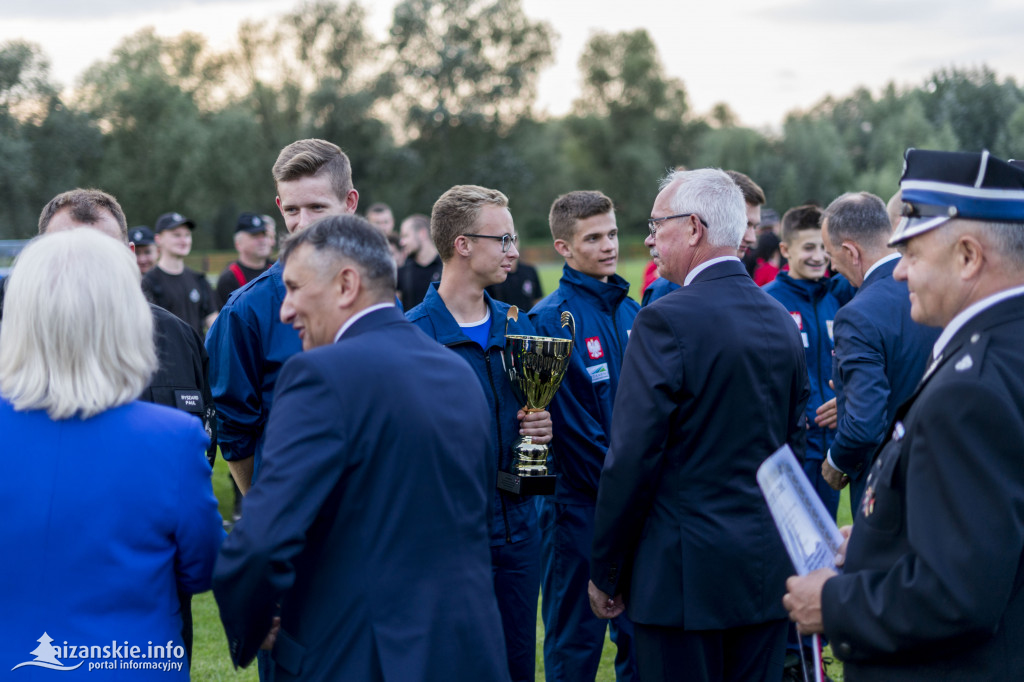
[{"xmin": 188, "ymin": 259, "xmax": 850, "ymax": 680}]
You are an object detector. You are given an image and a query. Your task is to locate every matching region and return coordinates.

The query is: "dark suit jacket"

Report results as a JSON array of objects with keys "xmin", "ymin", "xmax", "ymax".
[
  {"xmin": 823, "ymin": 293, "xmax": 1024, "ymax": 681},
  {"xmin": 830, "ymin": 257, "xmax": 939, "ymax": 498},
  {"xmin": 591, "ymin": 259, "xmax": 810, "ymax": 629},
  {"xmin": 213, "ymin": 307, "xmax": 510, "ymax": 681}
]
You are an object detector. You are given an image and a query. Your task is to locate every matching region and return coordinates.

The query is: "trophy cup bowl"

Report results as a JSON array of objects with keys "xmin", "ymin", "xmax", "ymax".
[{"xmin": 497, "ymin": 308, "xmax": 575, "ymax": 496}]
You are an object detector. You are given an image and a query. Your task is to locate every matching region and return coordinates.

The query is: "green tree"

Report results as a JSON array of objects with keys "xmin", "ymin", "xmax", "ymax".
[
  {"xmin": 383, "ymin": 0, "xmax": 555, "ymax": 214},
  {"xmin": 0, "ymin": 41, "xmax": 101, "ymax": 238},
  {"xmin": 565, "ymin": 29, "xmax": 699, "ymax": 236},
  {"xmin": 921, "ymin": 66, "xmax": 1022, "ymax": 153}
]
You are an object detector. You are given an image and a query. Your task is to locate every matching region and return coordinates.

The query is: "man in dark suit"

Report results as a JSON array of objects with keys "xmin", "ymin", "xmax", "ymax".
[
  {"xmin": 213, "ymin": 215, "xmax": 510, "ymax": 681},
  {"xmin": 589, "ymin": 168, "xmax": 810, "ymax": 682},
  {"xmin": 818, "ymin": 192, "xmax": 940, "ymax": 513},
  {"xmin": 785, "ymin": 150, "xmax": 1024, "ymax": 680}
]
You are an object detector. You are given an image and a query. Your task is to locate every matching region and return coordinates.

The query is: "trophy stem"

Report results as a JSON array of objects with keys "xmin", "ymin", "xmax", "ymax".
[{"xmin": 511, "ymin": 435, "xmax": 549, "ymax": 477}]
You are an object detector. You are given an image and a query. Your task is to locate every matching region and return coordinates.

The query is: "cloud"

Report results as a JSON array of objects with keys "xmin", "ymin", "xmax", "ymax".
[
  {"xmin": 756, "ymin": 0, "xmax": 954, "ymax": 25},
  {"xmin": 4, "ymin": 0, "xmax": 257, "ymax": 21}
]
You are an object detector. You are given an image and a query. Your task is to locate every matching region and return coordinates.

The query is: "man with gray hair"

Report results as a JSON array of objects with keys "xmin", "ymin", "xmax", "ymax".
[
  {"xmin": 589, "ymin": 168, "xmax": 809, "ymax": 682},
  {"xmin": 214, "ymin": 214, "xmax": 510, "ymax": 681},
  {"xmin": 818, "ymin": 192, "xmax": 939, "ymax": 515},
  {"xmin": 785, "ymin": 150, "xmax": 1024, "ymax": 680}
]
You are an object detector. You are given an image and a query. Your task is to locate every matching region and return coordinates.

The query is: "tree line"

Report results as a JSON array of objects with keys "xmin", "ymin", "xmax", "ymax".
[{"xmin": 2, "ymin": 0, "xmax": 1023, "ymax": 246}]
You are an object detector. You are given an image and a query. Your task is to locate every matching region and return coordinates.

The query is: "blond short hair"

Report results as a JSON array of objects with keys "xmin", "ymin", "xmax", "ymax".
[
  {"xmin": 430, "ymin": 185, "xmax": 508, "ymax": 261},
  {"xmin": 0, "ymin": 229, "xmax": 156, "ymax": 419},
  {"xmin": 273, "ymin": 139, "xmax": 353, "ymax": 202}
]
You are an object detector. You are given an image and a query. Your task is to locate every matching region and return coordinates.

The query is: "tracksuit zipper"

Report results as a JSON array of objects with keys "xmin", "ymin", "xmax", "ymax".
[{"xmin": 484, "ymin": 348, "xmax": 513, "ymax": 543}]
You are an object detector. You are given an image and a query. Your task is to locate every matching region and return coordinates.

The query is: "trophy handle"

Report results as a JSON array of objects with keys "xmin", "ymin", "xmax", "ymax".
[
  {"xmin": 505, "ymin": 305, "xmax": 520, "ymax": 338},
  {"xmin": 560, "ymin": 311, "xmax": 576, "ymax": 360}
]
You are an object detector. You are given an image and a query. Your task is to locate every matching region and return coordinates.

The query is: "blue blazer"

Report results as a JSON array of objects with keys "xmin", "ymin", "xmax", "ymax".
[
  {"xmin": 591, "ymin": 260, "xmax": 810, "ymax": 629},
  {"xmin": 0, "ymin": 399, "xmax": 222, "ymax": 679},
  {"xmin": 830, "ymin": 257, "xmax": 940, "ymax": 490},
  {"xmin": 213, "ymin": 307, "xmax": 510, "ymax": 681}
]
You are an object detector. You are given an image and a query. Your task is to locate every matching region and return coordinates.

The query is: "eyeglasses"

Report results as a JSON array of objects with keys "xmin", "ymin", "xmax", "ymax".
[
  {"xmin": 463, "ymin": 233, "xmax": 519, "ymax": 253},
  {"xmin": 647, "ymin": 213, "xmax": 706, "ymax": 238}
]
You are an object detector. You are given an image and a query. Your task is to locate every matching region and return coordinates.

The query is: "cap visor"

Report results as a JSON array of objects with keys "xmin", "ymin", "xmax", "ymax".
[{"xmin": 889, "ymin": 215, "xmax": 950, "ymax": 246}]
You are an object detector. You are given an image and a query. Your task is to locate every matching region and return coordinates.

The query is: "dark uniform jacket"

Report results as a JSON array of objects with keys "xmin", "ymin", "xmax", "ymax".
[
  {"xmin": 144, "ymin": 303, "xmax": 216, "ymax": 463},
  {"xmin": 823, "ymin": 292, "xmax": 1024, "ymax": 681}
]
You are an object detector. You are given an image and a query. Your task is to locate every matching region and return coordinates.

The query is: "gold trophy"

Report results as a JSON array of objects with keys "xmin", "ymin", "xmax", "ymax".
[{"xmin": 497, "ymin": 306, "xmax": 575, "ymax": 496}]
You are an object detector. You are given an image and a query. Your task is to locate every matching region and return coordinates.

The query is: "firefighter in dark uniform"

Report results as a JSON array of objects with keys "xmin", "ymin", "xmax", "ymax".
[{"xmin": 784, "ymin": 149, "xmax": 1024, "ymax": 681}]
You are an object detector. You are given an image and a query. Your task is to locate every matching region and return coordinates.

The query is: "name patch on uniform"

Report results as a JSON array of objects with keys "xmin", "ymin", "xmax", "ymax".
[
  {"xmin": 175, "ymin": 390, "xmax": 203, "ymax": 413},
  {"xmin": 587, "ymin": 363, "xmax": 610, "ymax": 384},
  {"xmin": 586, "ymin": 337, "xmax": 604, "ymax": 360}
]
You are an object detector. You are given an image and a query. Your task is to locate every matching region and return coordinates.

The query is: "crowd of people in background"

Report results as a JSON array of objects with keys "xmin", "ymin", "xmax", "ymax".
[{"xmin": 2, "ymin": 138, "xmax": 1024, "ymax": 682}]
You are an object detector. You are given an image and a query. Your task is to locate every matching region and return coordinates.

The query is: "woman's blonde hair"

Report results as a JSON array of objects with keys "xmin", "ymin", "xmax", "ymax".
[{"xmin": 0, "ymin": 229, "xmax": 156, "ymax": 419}]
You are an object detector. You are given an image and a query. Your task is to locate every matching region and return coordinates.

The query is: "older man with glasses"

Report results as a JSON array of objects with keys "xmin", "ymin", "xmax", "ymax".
[{"xmin": 589, "ymin": 168, "xmax": 809, "ymax": 682}]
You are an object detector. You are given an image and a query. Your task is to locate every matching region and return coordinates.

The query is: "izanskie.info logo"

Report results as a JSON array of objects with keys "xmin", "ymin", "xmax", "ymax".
[{"xmin": 12, "ymin": 632, "xmax": 186, "ymax": 673}]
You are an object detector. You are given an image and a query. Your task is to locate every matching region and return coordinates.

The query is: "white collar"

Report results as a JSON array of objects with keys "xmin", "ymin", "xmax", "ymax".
[
  {"xmin": 333, "ymin": 302, "xmax": 395, "ymax": 344},
  {"xmin": 684, "ymin": 256, "xmax": 741, "ymax": 286},
  {"xmin": 932, "ymin": 285, "xmax": 1024, "ymax": 359},
  {"xmin": 863, "ymin": 252, "xmax": 901, "ymax": 282}
]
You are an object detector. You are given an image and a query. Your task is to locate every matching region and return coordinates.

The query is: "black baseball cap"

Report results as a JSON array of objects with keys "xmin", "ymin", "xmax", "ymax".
[
  {"xmin": 129, "ymin": 226, "xmax": 155, "ymax": 246},
  {"xmin": 236, "ymin": 212, "xmax": 269, "ymax": 234},
  {"xmin": 154, "ymin": 212, "xmax": 195, "ymax": 233}
]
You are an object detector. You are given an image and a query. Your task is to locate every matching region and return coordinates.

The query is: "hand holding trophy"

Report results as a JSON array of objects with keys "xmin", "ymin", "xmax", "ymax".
[{"xmin": 498, "ymin": 306, "xmax": 575, "ymax": 495}]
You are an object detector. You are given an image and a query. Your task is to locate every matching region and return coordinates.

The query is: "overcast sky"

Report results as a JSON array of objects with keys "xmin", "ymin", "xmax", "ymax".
[{"xmin": 3, "ymin": 0, "xmax": 1024, "ymax": 129}]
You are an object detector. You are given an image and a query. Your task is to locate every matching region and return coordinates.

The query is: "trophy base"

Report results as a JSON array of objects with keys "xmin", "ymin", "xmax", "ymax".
[{"xmin": 496, "ymin": 471, "xmax": 556, "ymax": 496}]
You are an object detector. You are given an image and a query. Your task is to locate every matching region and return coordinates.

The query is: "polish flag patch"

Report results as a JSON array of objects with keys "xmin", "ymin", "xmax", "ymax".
[
  {"xmin": 586, "ymin": 336, "xmax": 604, "ymax": 360},
  {"xmin": 789, "ymin": 312, "xmax": 803, "ymax": 330}
]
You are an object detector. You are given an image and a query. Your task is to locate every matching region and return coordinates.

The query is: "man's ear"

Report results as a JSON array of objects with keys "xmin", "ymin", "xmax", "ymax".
[
  {"xmin": 553, "ymin": 238, "xmax": 572, "ymax": 260},
  {"xmin": 345, "ymin": 190, "xmax": 360, "ymax": 215},
  {"xmin": 956, "ymin": 234, "xmax": 985, "ymax": 282},
  {"xmin": 778, "ymin": 241, "xmax": 791, "ymax": 260},
  {"xmin": 336, "ymin": 266, "xmax": 361, "ymax": 307},
  {"xmin": 453, "ymin": 235, "xmax": 473, "ymax": 258},
  {"xmin": 687, "ymin": 215, "xmax": 704, "ymax": 247},
  {"xmin": 842, "ymin": 241, "xmax": 861, "ymax": 268}
]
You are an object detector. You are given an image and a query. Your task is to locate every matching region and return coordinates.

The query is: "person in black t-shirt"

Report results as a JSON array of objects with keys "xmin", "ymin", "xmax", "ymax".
[
  {"xmin": 486, "ymin": 259, "xmax": 543, "ymax": 311},
  {"xmin": 397, "ymin": 213, "xmax": 442, "ymax": 309},
  {"xmin": 142, "ymin": 211, "xmax": 219, "ymax": 336},
  {"xmin": 216, "ymin": 212, "xmax": 275, "ymax": 305}
]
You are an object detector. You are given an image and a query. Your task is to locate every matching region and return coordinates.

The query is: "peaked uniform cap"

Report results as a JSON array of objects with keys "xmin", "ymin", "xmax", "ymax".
[{"xmin": 891, "ymin": 149, "xmax": 1024, "ymax": 245}]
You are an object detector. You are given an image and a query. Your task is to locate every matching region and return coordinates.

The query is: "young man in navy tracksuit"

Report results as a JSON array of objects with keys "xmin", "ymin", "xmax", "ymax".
[
  {"xmin": 764, "ymin": 204, "xmax": 842, "ymax": 518},
  {"xmin": 406, "ymin": 185, "xmax": 551, "ymax": 682},
  {"xmin": 764, "ymin": 204, "xmax": 841, "ymax": 679},
  {"xmin": 529, "ymin": 191, "xmax": 640, "ymax": 682}
]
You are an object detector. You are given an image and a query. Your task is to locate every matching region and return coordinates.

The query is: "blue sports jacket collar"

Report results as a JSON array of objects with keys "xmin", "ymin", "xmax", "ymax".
[
  {"xmin": 559, "ymin": 264, "xmax": 631, "ymax": 313},
  {"xmin": 771, "ymin": 271, "xmax": 832, "ymax": 303},
  {"xmin": 419, "ymin": 282, "xmax": 514, "ymax": 350}
]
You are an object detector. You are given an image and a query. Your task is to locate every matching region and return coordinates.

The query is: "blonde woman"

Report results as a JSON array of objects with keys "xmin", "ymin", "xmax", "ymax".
[{"xmin": 0, "ymin": 228, "xmax": 222, "ymax": 678}]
